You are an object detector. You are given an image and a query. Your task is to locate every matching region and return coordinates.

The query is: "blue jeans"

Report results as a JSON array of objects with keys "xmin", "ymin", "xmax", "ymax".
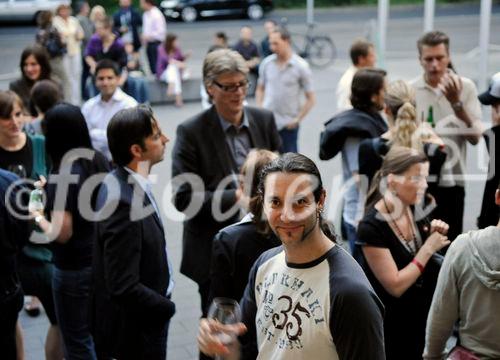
[
  {"xmin": 342, "ymin": 219, "xmax": 363, "ymax": 265},
  {"xmin": 53, "ymin": 266, "xmax": 97, "ymax": 360},
  {"xmin": 125, "ymin": 76, "xmax": 149, "ymax": 104},
  {"xmin": 279, "ymin": 127, "xmax": 299, "ymax": 153}
]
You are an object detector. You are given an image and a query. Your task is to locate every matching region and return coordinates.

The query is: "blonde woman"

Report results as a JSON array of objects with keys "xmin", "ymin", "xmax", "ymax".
[
  {"xmin": 358, "ymin": 80, "xmax": 447, "ymax": 201},
  {"xmin": 89, "ymin": 5, "xmax": 106, "ymax": 28},
  {"xmin": 53, "ymin": 4, "xmax": 84, "ymax": 104}
]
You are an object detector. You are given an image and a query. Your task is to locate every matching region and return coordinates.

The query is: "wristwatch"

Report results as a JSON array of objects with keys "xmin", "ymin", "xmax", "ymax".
[{"xmin": 452, "ymin": 101, "xmax": 463, "ymax": 112}]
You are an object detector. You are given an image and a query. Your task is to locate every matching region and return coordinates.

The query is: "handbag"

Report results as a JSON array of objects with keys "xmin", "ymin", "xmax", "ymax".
[{"xmin": 447, "ymin": 345, "xmax": 480, "ymax": 360}]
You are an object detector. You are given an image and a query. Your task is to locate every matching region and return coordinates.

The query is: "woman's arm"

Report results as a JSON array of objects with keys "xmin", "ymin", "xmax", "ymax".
[
  {"xmin": 363, "ymin": 230, "xmax": 449, "ymax": 298},
  {"xmin": 36, "ymin": 210, "xmax": 73, "ymax": 244}
]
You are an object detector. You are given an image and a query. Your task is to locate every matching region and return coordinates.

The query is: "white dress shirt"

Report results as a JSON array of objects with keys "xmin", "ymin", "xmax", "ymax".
[
  {"xmin": 335, "ymin": 65, "xmax": 358, "ymax": 113},
  {"xmin": 82, "ymin": 88, "xmax": 137, "ymax": 160},
  {"xmin": 142, "ymin": 6, "xmax": 167, "ymax": 42}
]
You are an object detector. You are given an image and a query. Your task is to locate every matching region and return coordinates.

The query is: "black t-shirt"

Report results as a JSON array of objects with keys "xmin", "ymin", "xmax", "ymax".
[
  {"xmin": 0, "ymin": 136, "xmax": 33, "ymax": 177},
  {"xmin": 357, "ymin": 206, "xmax": 442, "ymax": 360},
  {"xmin": 46, "ymin": 152, "xmax": 110, "ymax": 270}
]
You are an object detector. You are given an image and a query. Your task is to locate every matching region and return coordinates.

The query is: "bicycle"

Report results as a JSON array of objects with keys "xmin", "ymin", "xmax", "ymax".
[{"xmin": 280, "ymin": 18, "xmax": 337, "ymax": 68}]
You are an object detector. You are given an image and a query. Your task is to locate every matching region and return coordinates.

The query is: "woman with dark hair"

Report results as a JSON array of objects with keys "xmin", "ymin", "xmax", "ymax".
[
  {"xmin": 26, "ymin": 79, "xmax": 63, "ymax": 136},
  {"xmin": 156, "ymin": 33, "xmax": 190, "ymax": 107},
  {"xmin": 0, "ymin": 90, "xmax": 63, "ymax": 360},
  {"xmin": 319, "ymin": 68, "xmax": 388, "ymax": 262},
  {"xmin": 357, "ymin": 146, "xmax": 450, "ymax": 360},
  {"xmin": 35, "ymin": 11, "xmax": 70, "ymax": 103},
  {"xmin": 9, "ymin": 45, "xmax": 53, "ymax": 116},
  {"xmin": 34, "ymin": 103, "xmax": 110, "ymax": 359}
]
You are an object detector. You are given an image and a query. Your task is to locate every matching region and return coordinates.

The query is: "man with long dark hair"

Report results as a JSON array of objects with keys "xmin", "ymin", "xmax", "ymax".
[{"xmin": 198, "ymin": 153, "xmax": 384, "ymax": 360}]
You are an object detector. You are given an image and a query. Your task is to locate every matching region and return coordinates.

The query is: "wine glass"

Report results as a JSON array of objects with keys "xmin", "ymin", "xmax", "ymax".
[
  {"xmin": 7, "ymin": 164, "xmax": 27, "ymax": 178},
  {"xmin": 207, "ymin": 297, "xmax": 241, "ymax": 360}
]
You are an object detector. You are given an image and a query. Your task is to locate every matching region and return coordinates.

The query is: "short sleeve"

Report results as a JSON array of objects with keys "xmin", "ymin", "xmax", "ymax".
[
  {"xmin": 462, "ymin": 78, "xmax": 482, "ymax": 124},
  {"xmin": 46, "ymin": 162, "xmax": 85, "ymax": 215},
  {"xmin": 300, "ymin": 62, "xmax": 313, "ymax": 93},
  {"xmin": 257, "ymin": 59, "xmax": 267, "ymax": 86},
  {"xmin": 357, "ymin": 213, "xmax": 389, "ymax": 248}
]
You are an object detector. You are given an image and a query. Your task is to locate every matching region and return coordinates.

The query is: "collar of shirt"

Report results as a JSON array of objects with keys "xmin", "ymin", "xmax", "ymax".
[
  {"xmin": 269, "ymin": 53, "xmax": 299, "ymax": 68},
  {"xmin": 124, "ymin": 166, "xmax": 153, "ymax": 194},
  {"xmin": 218, "ymin": 110, "xmax": 249, "ymax": 133},
  {"xmin": 414, "ymin": 75, "xmax": 443, "ymax": 97},
  {"xmin": 98, "ymin": 88, "xmax": 127, "ymax": 105},
  {"xmin": 240, "ymin": 212, "xmax": 254, "ymax": 223}
]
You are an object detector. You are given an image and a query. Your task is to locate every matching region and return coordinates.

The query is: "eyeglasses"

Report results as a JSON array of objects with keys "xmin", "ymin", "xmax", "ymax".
[{"xmin": 212, "ymin": 80, "xmax": 250, "ymax": 93}]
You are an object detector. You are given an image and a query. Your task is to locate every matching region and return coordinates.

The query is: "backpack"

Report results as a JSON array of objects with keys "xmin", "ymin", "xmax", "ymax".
[{"xmin": 37, "ymin": 27, "xmax": 66, "ymax": 58}]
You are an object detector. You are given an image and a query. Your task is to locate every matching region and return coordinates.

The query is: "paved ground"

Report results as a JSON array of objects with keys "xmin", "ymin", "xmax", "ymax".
[{"xmin": 2, "ymin": 3, "xmax": 499, "ymax": 359}]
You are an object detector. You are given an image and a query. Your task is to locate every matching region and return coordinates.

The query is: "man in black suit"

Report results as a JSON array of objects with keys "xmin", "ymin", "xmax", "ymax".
[
  {"xmin": 92, "ymin": 106, "xmax": 175, "ymax": 360},
  {"xmin": 172, "ymin": 49, "xmax": 281, "ymax": 317}
]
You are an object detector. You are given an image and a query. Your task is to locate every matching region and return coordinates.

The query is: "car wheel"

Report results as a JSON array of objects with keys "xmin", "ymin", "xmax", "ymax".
[
  {"xmin": 247, "ymin": 4, "xmax": 263, "ymax": 20},
  {"xmin": 181, "ymin": 6, "xmax": 197, "ymax": 22}
]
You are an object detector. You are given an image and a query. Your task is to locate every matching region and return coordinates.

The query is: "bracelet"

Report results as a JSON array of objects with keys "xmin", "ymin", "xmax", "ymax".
[{"xmin": 411, "ymin": 258, "xmax": 425, "ymax": 274}]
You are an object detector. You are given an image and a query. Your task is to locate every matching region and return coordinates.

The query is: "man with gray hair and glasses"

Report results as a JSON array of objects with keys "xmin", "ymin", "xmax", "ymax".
[{"xmin": 171, "ymin": 49, "xmax": 281, "ymax": 319}]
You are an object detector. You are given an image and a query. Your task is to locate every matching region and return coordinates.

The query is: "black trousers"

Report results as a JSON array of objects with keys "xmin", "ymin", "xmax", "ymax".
[
  {"xmin": 146, "ymin": 41, "xmax": 161, "ymax": 75},
  {"xmin": 432, "ymin": 186, "xmax": 465, "ymax": 250},
  {"xmin": 0, "ymin": 286, "xmax": 23, "ymax": 360}
]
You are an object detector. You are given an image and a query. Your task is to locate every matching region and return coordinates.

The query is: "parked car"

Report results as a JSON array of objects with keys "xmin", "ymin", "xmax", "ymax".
[
  {"xmin": 0, "ymin": 0, "xmax": 70, "ymax": 23},
  {"xmin": 160, "ymin": 0, "xmax": 273, "ymax": 22}
]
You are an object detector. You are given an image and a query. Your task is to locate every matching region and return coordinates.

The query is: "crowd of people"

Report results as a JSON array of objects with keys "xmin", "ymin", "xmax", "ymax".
[{"xmin": 0, "ymin": 2, "xmax": 499, "ymax": 359}]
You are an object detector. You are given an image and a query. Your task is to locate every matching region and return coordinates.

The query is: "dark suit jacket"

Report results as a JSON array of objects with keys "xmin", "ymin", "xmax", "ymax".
[
  {"xmin": 171, "ymin": 105, "xmax": 281, "ymax": 285},
  {"xmin": 92, "ymin": 167, "xmax": 175, "ymax": 359},
  {"xmin": 113, "ymin": 7, "xmax": 142, "ymax": 51}
]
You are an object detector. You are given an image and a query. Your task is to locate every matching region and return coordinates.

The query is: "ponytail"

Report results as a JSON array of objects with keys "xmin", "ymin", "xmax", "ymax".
[{"xmin": 390, "ymin": 102, "xmax": 423, "ymax": 150}]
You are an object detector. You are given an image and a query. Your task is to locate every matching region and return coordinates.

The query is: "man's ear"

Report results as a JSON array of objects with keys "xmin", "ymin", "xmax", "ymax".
[
  {"xmin": 129, "ymin": 144, "xmax": 143, "ymax": 159},
  {"xmin": 495, "ymin": 189, "xmax": 500, "ymax": 206},
  {"xmin": 318, "ymin": 188, "xmax": 326, "ymax": 209},
  {"xmin": 206, "ymin": 84, "xmax": 214, "ymax": 99}
]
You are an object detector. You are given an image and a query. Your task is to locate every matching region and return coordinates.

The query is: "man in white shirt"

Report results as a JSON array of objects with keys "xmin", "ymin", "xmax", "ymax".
[
  {"xmin": 140, "ymin": 0, "xmax": 167, "ymax": 75},
  {"xmin": 336, "ymin": 38, "xmax": 376, "ymax": 113},
  {"xmin": 82, "ymin": 59, "xmax": 137, "ymax": 160},
  {"xmin": 410, "ymin": 30, "xmax": 483, "ymax": 242}
]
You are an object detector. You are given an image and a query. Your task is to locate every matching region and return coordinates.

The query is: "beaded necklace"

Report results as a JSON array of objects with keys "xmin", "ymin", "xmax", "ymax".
[{"xmin": 383, "ymin": 198, "xmax": 420, "ymax": 255}]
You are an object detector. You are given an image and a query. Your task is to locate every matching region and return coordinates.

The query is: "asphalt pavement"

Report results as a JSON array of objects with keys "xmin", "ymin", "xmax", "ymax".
[{"xmin": 3, "ymin": 3, "xmax": 500, "ymax": 359}]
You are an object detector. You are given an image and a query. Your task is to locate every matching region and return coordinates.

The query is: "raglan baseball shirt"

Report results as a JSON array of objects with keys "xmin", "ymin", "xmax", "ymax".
[{"xmin": 239, "ymin": 244, "xmax": 385, "ymax": 360}]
